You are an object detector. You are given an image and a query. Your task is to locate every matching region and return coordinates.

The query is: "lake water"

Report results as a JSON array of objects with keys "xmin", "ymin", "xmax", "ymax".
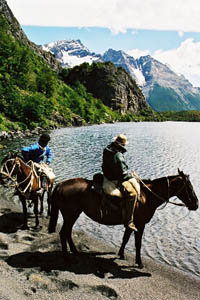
[{"xmin": 1, "ymin": 121, "xmax": 200, "ymax": 277}]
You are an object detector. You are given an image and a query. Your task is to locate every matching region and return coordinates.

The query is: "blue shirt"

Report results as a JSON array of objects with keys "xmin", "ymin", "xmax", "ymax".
[{"xmin": 21, "ymin": 142, "xmax": 52, "ymax": 165}]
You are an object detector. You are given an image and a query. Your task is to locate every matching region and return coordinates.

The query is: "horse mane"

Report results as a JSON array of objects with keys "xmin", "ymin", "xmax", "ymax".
[
  {"xmin": 142, "ymin": 175, "xmax": 178, "ymax": 185},
  {"xmin": 142, "ymin": 178, "xmax": 152, "ymax": 184},
  {"xmin": 1, "ymin": 152, "xmax": 25, "ymax": 166}
]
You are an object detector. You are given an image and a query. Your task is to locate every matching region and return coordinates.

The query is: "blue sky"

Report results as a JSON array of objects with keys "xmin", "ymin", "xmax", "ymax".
[
  {"xmin": 6, "ymin": 0, "xmax": 200, "ymax": 87},
  {"xmin": 21, "ymin": 26, "xmax": 200, "ymax": 55}
]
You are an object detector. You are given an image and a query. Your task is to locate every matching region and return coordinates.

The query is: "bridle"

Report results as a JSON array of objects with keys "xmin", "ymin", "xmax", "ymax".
[
  {"xmin": 169, "ymin": 175, "xmax": 191, "ymax": 206},
  {"xmin": 0, "ymin": 158, "xmax": 17, "ymax": 183},
  {"xmin": 134, "ymin": 172, "xmax": 190, "ymax": 208},
  {"xmin": 0, "ymin": 157, "xmax": 39, "ymax": 195}
]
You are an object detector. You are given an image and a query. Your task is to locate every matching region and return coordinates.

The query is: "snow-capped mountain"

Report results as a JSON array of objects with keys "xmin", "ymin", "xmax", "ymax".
[
  {"xmin": 42, "ymin": 39, "xmax": 200, "ymax": 111},
  {"xmin": 41, "ymin": 39, "xmax": 101, "ymax": 68},
  {"xmin": 102, "ymin": 49, "xmax": 146, "ymax": 86}
]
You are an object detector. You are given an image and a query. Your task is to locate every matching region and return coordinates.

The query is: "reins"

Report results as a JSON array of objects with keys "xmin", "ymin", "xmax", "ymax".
[
  {"xmin": 0, "ymin": 157, "xmax": 39, "ymax": 195},
  {"xmin": 133, "ymin": 172, "xmax": 185, "ymax": 207}
]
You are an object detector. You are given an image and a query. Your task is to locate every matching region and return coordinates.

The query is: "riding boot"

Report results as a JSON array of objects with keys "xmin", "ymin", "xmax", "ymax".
[
  {"xmin": 125, "ymin": 192, "xmax": 138, "ymax": 232},
  {"xmin": 41, "ymin": 175, "xmax": 48, "ymax": 190},
  {"xmin": 36, "ymin": 175, "xmax": 47, "ymax": 196}
]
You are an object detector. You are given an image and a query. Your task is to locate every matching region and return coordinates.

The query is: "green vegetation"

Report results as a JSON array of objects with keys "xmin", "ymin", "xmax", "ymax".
[
  {"xmin": 158, "ymin": 110, "xmax": 200, "ymax": 122},
  {"xmin": 184, "ymin": 93, "xmax": 200, "ymax": 110},
  {"xmin": 1, "ymin": 13, "xmax": 199, "ymax": 134},
  {"xmin": 0, "ymin": 14, "xmax": 158, "ymax": 133},
  {"xmin": 148, "ymin": 84, "xmax": 187, "ymax": 112},
  {"xmin": 0, "ymin": 14, "xmax": 120, "ymax": 131}
]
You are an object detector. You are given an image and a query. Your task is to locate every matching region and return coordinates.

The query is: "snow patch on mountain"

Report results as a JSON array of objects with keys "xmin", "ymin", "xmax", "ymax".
[
  {"xmin": 41, "ymin": 39, "xmax": 101, "ymax": 68},
  {"xmin": 130, "ymin": 67, "xmax": 146, "ymax": 86},
  {"xmin": 41, "ymin": 39, "xmax": 200, "ymax": 111}
]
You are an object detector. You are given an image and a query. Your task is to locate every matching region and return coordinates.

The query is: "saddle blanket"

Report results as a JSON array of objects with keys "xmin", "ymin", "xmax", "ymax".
[
  {"xmin": 34, "ymin": 162, "xmax": 56, "ymax": 180},
  {"xmin": 103, "ymin": 176, "xmax": 140, "ymax": 198}
]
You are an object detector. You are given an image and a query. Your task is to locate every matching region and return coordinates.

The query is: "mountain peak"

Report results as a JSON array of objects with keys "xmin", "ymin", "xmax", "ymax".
[
  {"xmin": 41, "ymin": 39, "xmax": 101, "ymax": 68},
  {"xmin": 43, "ymin": 39, "xmax": 200, "ymax": 112}
]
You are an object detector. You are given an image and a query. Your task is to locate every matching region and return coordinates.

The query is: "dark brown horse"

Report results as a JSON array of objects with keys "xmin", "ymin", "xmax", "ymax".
[
  {"xmin": 48, "ymin": 169, "xmax": 199, "ymax": 268},
  {"xmin": 0, "ymin": 152, "xmax": 54, "ymax": 229}
]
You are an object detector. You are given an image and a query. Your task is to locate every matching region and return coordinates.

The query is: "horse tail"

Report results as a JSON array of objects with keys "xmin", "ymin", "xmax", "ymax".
[{"xmin": 48, "ymin": 184, "xmax": 59, "ymax": 233}]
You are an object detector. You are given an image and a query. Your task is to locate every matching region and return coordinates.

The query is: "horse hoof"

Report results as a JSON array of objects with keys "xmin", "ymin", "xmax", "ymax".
[
  {"xmin": 20, "ymin": 224, "xmax": 29, "ymax": 230},
  {"xmin": 136, "ymin": 263, "xmax": 144, "ymax": 269},
  {"xmin": 118, "ymin": 252, "xmax": 125, "ymax": 260},
  {"xmin": 32, "ymin": 225, "xmax": 42, "ymax": 231},
  {"xmin": 73, "ymin": 250, "xmax": 79, "ymax": 256}
]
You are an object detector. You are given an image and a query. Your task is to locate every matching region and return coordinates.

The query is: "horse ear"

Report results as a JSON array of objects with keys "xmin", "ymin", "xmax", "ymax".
[{"xmin": 178, "ymin": 168, "xmax": 184, "ymax": 176}]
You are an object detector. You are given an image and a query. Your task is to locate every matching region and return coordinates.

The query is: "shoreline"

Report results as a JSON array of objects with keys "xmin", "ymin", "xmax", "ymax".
[{"xmin": 0, "ymin": 193, "xmax": 200, "ymax": 300}]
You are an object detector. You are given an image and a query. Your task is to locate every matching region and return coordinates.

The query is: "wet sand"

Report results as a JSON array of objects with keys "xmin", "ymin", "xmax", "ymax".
[{"xmin": 0, "ymin": 195, "xmax": 199, "ymax": 300}]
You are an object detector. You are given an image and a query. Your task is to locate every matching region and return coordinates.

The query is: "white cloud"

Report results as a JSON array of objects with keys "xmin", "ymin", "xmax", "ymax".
[
  {"xmin": 6, "ymin": 0, "xmax": 200, "ymax": 33},
  {"xmin": 6, "ymin": 0, "xmax": 200, "ymax": 87},
  {"xmin": 178, "ymin": 31, "xmax": 184, "ymax": 37},
  {"xmin": 127, "ymin": 49, "xmax": 150, "ymax": 58},
  {"xmin": 152, "ymin": 38, "xmax": 200, "ymax": 87}
]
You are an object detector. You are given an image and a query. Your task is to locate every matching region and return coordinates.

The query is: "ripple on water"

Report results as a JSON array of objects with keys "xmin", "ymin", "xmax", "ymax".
[{"xmin": 1, "ymin": 122, "xmax": 200, "ymax": 277}]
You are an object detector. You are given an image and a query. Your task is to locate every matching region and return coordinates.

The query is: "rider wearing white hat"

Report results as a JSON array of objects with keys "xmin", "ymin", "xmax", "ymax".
[{"xmin": 102, "ymin": 134, "xmax": 138, "ymax": 231}]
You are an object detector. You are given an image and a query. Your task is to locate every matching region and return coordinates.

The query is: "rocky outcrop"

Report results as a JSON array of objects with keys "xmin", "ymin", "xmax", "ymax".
[
  {"xmin": 47, "ymin": 40, "xmax": 200, "ymax": 112},
  {"xmin": 0, "ymin": 0, "xmax": 61, "ymax": 71},
  {"xmin": 103, "ymin": 51, "xmax": 200, "ymax": 111},
  {"xmin": 61, "ymin": 62, "xmax": 150, "ymax": 114}
]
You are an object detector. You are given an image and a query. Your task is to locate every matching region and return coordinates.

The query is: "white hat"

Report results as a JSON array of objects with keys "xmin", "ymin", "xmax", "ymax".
[{"xmin": 114, "ymin": 134, "xmax": 128, "ymax": 146}]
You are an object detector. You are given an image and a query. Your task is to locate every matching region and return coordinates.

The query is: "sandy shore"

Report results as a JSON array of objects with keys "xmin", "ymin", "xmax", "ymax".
[{"xmin": 0, "ymin": 194, "xmax": 200, "ymax": 300}]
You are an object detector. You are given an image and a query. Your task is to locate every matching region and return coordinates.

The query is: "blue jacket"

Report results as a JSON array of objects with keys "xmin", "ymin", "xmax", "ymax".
[{"xmin": 21, "ymin": 142, "xmax": 52, "ymax": 165}]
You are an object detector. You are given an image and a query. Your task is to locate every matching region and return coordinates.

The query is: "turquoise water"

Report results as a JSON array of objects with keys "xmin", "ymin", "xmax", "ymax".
[{"xmin": 1, "ymin": 121, "xmax": 200, "ymax": 277}]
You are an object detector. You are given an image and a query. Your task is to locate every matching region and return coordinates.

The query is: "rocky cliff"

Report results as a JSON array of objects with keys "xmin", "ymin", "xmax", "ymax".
[
  {"xmin": 0, "ymin": 0, "xmax": 60, "ymax": 71},
  {"xmin": 45, "ymin": 40, "xmax": 200, "ymax": 112},
  {"xmin": 60, "ymin": 62, "xmax": 149, "ymax": 114},
  {"xmin": 1, "ymin": 0, "xmax": 150, "ymax": 116}
]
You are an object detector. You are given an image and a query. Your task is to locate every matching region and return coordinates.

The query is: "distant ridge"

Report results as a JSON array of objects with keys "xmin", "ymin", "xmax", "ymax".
[{"xmin": 43, "ymin": 39, "xmax": 200, "ymax": 112}]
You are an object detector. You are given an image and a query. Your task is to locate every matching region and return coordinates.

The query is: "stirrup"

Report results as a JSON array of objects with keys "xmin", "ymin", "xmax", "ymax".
[{"xmin": 127, "ymin": 222, "xmax": 138, "ymax": 232}]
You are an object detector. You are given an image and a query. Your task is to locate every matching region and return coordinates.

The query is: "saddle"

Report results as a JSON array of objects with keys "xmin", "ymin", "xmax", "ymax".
[
  {"xmin": 92, "ymin": 173, "xmax": 126, "ymax": 221},
  {"xmin": 92, "ymin": 173, "xmax": 140, "ymax": 198}
]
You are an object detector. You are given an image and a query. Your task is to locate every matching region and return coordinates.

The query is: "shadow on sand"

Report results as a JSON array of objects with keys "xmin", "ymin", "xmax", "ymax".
[
  {"xmin": 0, "ymin": 208, "xmax": 24, "ymax": 233},
  {"xmin": 7, "ymin": 249, "xmax": 151, "ymax": 279}
]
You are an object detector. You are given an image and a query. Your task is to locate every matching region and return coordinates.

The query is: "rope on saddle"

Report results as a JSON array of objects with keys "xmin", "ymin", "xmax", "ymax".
[{"xmin": 16, "ymin": 160, "xmax": 38, "ymax": 194}]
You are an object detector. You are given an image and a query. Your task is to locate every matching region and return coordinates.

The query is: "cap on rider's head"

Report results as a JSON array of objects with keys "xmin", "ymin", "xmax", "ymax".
[
  {"xmin": 114, "ymin": 134, "xmax": 128, "ymax": 146},
  {"xmin": 39, "ymin": 133, "xmax": 50, "ymax": 143}
]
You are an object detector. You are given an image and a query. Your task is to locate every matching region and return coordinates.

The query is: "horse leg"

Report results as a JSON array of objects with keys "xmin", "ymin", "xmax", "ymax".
[
  {"xmin": 39, "ymin": 192, "xmax": 44, "ymax": 215},
  {"xmin": 135, "ymin": 226, "xmax": 145, "ymax": 268},
  {"xmin": 47, "ymin": 189, "xmax": 52, "ymax": 217},
  {"xmin": 33, "ymin": 197, "xmax": 39, "ymax": 228},
  {"xmin": 118, "ymin": 228, "xmax": 132, "ymax": 259},
  {"xmin": 19, "ymin": 195, "xmax": 29, "ymax": 229},
  {"xmin": 60, "ymin": 211, "xmax": 81, "ymax": 258}
]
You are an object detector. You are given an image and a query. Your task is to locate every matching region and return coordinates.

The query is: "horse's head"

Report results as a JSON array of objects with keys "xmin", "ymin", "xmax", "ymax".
[
  {"xmin": 0, "ymin": 152, "xmax": 19, "ymax": 185},
  {"xmin": 176, "ymin": 169, "xmax": 199, "ymax": 211}
]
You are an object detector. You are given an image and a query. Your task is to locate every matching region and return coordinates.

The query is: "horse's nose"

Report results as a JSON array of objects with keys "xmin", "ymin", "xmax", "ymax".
[
  {"xmin": 0, "ymin": 174, "xmax": 5, "ymax": 185},
  {"xmin": 190, "ymin": 203, "xmax": 198, "ymax": 211}
]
